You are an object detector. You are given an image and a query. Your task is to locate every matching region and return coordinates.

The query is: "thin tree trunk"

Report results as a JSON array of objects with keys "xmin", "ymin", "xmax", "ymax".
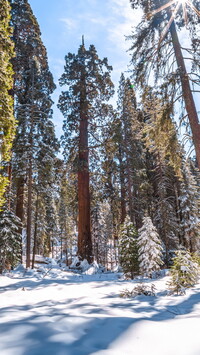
[
  {"xmin": 60, "ymin": 231, "xmax": 63, "ymax": 260},
  {"xmin": 32, "ymin": 193, "xmax": 38, "ymax": 269},
  {"xmin": 126, "ymin": 164, "xmax": 134, "ymax": 222},
  {"xmin": 123, "ymin": 117, "xmax": 134, "ymax": 222},
  {"xmin": 118, "ymin": 145, "xmax": 126, "ymax": 223},
  {"xmin": 16, "ymin": 176, "xmax": 25, "ymax": 263},
  {"xmin": 51, "ymin": 240, "xmax": 54, "ymax": 259},
  {"xmin": 169, "ymin": 18, "xmax": 200, "ymax": 169},
  {"xmin": 26, "ymin": 154, "xmax": 32, "ymax": 268},
  {"xmin": 16, "ymin": 177, "xmax": 25, "ymax": 224},
  {"xmin": 6, "ymin": 163, "xmax": 12, "ymax": 211},
  {"xmin": 26, "ymin": 62, "xmax": 35, "ymax": 269},
  {"xmin": 157, "ymin": 156, "xmax": 169, "ymax": 266}
]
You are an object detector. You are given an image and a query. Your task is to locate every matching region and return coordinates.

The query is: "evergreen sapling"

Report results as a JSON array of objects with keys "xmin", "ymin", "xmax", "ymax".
[
  {"xmin": 119, "ymin": 216, "xmax": 139, "ymax": 279},
  {"xmin": 168, "ymin": 250, "xmax": 199, "ymax": 295},
  {"xmin": 0, "ymin": 209, "xmax": 22, "ymax": 273},
  {"xmin": 138, "ymin": 216, "xmax": 163, "ymax": 277}
]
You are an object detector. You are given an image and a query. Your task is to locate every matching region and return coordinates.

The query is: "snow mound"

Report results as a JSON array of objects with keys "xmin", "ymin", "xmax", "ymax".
[{"xmin": 14, "ymin": 264, "xmax": 26, "ymax": 272}]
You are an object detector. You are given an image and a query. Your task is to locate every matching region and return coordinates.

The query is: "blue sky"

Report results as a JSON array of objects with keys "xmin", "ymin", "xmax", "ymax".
[{"xmin": 28, "ymin": 0, "xmax": 142, "ymax": 138}]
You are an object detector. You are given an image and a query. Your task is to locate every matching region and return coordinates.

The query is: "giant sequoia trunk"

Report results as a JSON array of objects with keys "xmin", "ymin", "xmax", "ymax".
[
  {"xmin": 78, "ymin": 114, "xmax": 92, "ymax": 263},
  {"xmin": 169, "ymin": 18, "xmax": 200, "ymax": 169}
]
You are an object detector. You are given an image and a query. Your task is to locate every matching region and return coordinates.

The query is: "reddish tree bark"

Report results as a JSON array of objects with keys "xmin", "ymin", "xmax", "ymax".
[
  {"xmin": 77, "ymin": 114, "xmax": 92, "ymax": 262},
  {"xmin": 16, "ymin": 176, "xmax": 25, "ymax": 263},
  {"xmin": 32, "ymin": 193, "xmax": 38, "ymax": 269},
  {"xmin": 26, "ymin": 155, "xmax": 32, "ymax": 268},
  {"xmin": 169, "ymin": 18, "xmax": 200, "ymax": 169},
  {"xmin": 118, "ymin": 145, "xmax": 126, "ymax": 223}
]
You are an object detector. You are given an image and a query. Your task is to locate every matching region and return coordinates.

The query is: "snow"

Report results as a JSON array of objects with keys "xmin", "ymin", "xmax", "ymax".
[{"xmin": 1, "ymin": 264, "xmax": 200, "ymax": 355}]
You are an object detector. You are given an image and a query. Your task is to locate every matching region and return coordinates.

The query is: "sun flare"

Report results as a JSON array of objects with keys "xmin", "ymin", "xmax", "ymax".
[{"xmin": 148, "ymin": 0, "xmax": 200, "ymax": 46}]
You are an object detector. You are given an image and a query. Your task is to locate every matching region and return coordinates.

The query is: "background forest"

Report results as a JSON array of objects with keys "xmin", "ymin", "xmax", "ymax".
[{"xmin": 1, "ymin": 0, "xmax": 200, "ymax": 280}]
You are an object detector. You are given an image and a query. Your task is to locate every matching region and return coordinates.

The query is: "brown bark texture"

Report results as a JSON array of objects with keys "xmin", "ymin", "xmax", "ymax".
[
  {"xmin": 77, "ymin": 115, "xmax": 93, "ymax": 263},
  {"xmin": 26, "ymin": 157, "xmax": 32, "ymax": 268},
  {"xmin": 169, "ymin": 19, "xmax": 200, "ymax": 169},
  {"xmin": 118, "ymin": 145, "xmax": 126, "ymax": 224}
]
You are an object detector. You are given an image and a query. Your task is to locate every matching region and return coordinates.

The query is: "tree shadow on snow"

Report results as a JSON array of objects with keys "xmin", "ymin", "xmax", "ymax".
[{"xmin": 1, "ymin": 281, "xmax": 200, "ymax": 355}]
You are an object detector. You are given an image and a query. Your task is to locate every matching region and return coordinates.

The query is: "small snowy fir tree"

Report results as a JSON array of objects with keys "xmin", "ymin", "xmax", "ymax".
[
  {"xmin": 168, "ymin": 250, "xmax": 199, "ymax": 295},
  {"xmin": 179, "ymin": 161, "xmax": 200, "ymax": 252},
  {"xmin": 138, "ymin": 216, "xmax": 163, "ymax": 277},
  {"xmin": 0, "ymin": 209, "xmax": 22, "ymax": 273},
  {"xmin": 119, "ymin": 216, "xmax": 139, "ymax": 279}
]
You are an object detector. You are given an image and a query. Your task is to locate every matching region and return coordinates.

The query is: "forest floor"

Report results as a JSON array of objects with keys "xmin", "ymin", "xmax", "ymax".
[{"xmin": 0, "ymin": 262, "xmax": 200, "ymax": 355}]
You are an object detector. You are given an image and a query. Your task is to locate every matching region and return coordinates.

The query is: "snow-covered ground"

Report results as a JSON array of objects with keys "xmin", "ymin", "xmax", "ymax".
[{"xmin": 1, "ymin": 264, "xmax": 200, "ymax": 355}]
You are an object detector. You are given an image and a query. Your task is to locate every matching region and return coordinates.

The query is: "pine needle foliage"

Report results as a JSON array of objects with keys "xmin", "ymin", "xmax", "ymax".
[
  {"xmin": 138, "ymin": 216, "xmax": 163, "ymax": 277},
  {"xmin": 129, "ymin": 0, "xmax": 200, "ymax": 168},
  {"xmin": 0, "ymin": 209, "xmax": 22, "ymax": 273},
  {"xmin": 142, "ymin": 88, "xmax": 182, "ymax": 176},
  {"xmin": 168, "ymin": 250, "xmax": 199, "ymax": 295},
  {"xmin": 119, "ymin": 216, "xmax": 139, "ymax": 279},
  {"xmin": 179, "ymin": 160, "xmax": 200, "ymax": 252},
  {"xmin": 0, "ymin": 0, "xmax": 16, "ymax": 207}
]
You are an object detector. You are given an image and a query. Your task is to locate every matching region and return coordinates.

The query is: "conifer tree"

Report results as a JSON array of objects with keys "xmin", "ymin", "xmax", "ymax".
[
  {"xmin": 119, "ymin": 216, "xmax": 139, "ymax": 279},
  {"xmin": 91, "ymin": 201, "xmax": 115, "ymax": 268},
  {"xmin": 142, "ymin": 88, "xmax": 182, "ymax": 175},
  {"xmin": 0, "ymin": 0, "xmax": 16, "ymax": 208},
  {"xmin": 168, "ymin": 249, "xmax": 199, "ymax": 295},
  {"xmin": 129, "ymin": 0, "xmax": 200, "ymax": 168},
  {"xmin": 138, "ymin": 216, "xmax": 163, "ymax": 277},
  {"xmin": 92, "ymin": 205, "xmax": 107, "ymax": 266},
  {"xmin": 179, "ymin": 161, "xmax": 200, "ymax": 252},
  {"xmin": 100, "ymin": 131, "xmax": 121, "ymax": 246},
  {"xmin": 10, "ymin": 0, "xmax": 58, "ymax": 267},
  {"xmin": 142, "ymin": 89, "xmax": 182, "ymax": 264},
  {"xmin": 0, "ymin": 209, "xmax": 21, "ymax": 273},
  {"xmin": 58, "ymin": 40, "xmax": 114, "ymax": 263},
  {"xmin": 117, "ymin": 74, "xmax": 145, "ymax": 227}
]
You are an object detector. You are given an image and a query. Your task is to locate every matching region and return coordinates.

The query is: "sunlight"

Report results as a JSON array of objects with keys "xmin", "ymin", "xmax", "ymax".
[{"xmin": 148, "ymin": 0, "xmax": 200, "ymax": 47}]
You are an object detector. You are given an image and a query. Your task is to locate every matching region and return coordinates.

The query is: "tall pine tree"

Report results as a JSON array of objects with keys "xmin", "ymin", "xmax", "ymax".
[
  {"xmin": 58, "ymin": 39, "xmax": 114, "ymax": 263},
  {"xmin": 10, "ymin": 0, "xmax": 58, "ymax": 267},
  {"xmin": 0, "ymin": 0, "xmax": 16, "ymax": 208},
  {"xmin": 129, "ymin": 0, "xmax": 200, "ymax": 168}
]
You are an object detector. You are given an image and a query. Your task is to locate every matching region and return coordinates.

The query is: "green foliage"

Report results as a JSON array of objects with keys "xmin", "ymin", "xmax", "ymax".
[
  {"xmin": 0, "ymin": 0, "xmax": 16, "ymax": 207},
  {"xmin": 10, "ymin": 0, "xmax": 59, "ymax": 260},
  {"xmin": 168, "ymin": 250, "xmax": 199, "ymax": 295},
  {"xmin": 129, "ymin": 0, "xmax": 200, "ymax": 157},
  {"xmin": 116, "ymin": 74, "xmax": 146, "ymax": 227},
  {"xmin": 142, "ymin": 89, "xmax": 182, "ymax": 262},
  {"xmin": 142, "ymin": 88, "xmax": 182, "ymax": 175},
  {"xmin": 0, "ymin": 176, "xmax": 8, "ymax": 208},
  {"xmin": 119, "ymin": 216, "xmax": 139, "ymax": 279},
  {"xmin": 0, "ymin": 209, "xmax": 22, "ymax": 272},
  {"xmin": 138, "ymin": 216, "xmax": 163, "ymax": 277},
  {"xmin": 179, "ymin": 160, "xmax": 200, "ymax": 252},
  {"xmin": 58, "ymin": 43, "xmax": 114, "ymax": 167}
]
